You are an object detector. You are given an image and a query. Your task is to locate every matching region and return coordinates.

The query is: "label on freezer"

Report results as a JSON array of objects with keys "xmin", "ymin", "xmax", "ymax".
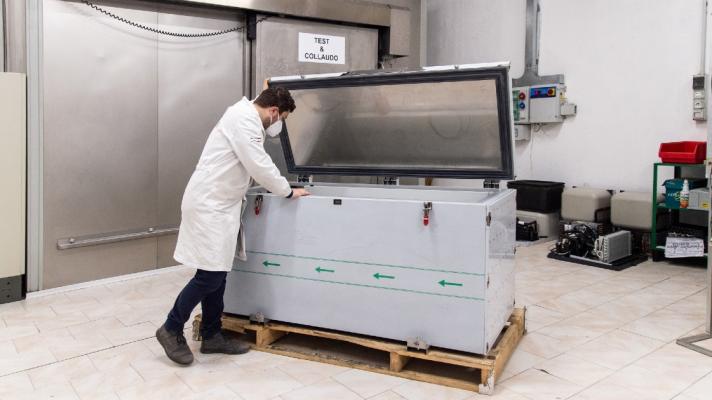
[{"xmin": 298, "ymin": 33, "xmax": 345, "ymax": 64}]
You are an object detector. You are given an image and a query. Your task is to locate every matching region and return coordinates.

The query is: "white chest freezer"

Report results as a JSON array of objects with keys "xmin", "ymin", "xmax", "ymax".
[{"xmin": 224, "ymin": 64, "xmax": 517, "ymax": 355}]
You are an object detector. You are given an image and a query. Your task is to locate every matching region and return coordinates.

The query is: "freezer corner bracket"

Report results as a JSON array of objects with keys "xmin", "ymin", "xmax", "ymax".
[{"xmin": 406, "ymin": 337, "xmax": 430, "ymax": 352}]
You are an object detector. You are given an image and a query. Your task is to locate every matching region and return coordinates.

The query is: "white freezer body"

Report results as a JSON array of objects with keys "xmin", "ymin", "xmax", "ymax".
[{"xmin": 224, "ymin": 184, "xmax": 516, "ymax": 355}]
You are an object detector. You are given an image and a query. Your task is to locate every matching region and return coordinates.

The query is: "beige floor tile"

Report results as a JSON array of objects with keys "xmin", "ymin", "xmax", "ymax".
[
  {"xmin": 682, "ymin": 372, "xmax": 712, "ymax": 400},
  {"xmin": 633, "ymin": 342, "xmax": 712, "ymax": 382},
  {"xmin": 13, "ymin": 327, "xmax": 72, "ymax": 353},
  {"xmin": 131, "ymin": 352, "xmax": 194, "ymax": 382},
  {"xmin": 485, "ymin": 388, "xmax": 530, "ymax": 399},
  {"xmin": 566, "ymin": 329, "xmax": 664, "ymax": 370},
  {"xmin": 568, "ymin": 380, "xmax": 647, "ymax": 400},
  {"xmin": 49, "ymin": 296, "xmax": 102, "ymax": 316},
  {"xmin": 68, "ymin": 317, "xmax": 126, "ymax": 337},
  {"xmin": 603, "ymin": 364, "xmax": 692, "ymax": 400},
  {"xmin": 34, "ymin": 310, "xmax": 90, "ymax": 332},
  {"xmin": 0, "ymin": 372, "xmax": 34, "ymax": 397},
  {"xmin": 229, "ymin": 350, "xmax": 295, "ymax": 371},
  {"xmin": 644, "ymin": 278, "xmax": 705, "ymax": 298},
  {"xmin": 523, "ymin": 305, "xmax": 566, "ymax": 328},
  {"xmin": 101, "ymin": 321, "xmax": 157, "ymax": 346},
  {"xmin": 368, "ymin": 390, "xmax": 407, "ymax": 400},
  {"xmin": 0, "ymin": 339, "xmax": 56, "ymax": 375},
  {"xmin": 280, "ymin": 379, "xmax": 362, "ymax": 400},
  {"xmin": 70, "ymin": 367, "xmax": 145, "ymax": 398},
  {"xmin": 28, "ymin": 356, "xmax": 97, "ymax": 389},
  {"xmin": 498, "ymin": 349, "xmax": 546, "ymax": 382},
  {"xmin": 180, "ymin": 386, "xmax": 242, "ymax": 400},
  {"xmin": 516, "ymin": 332, "xmax": 571, "ymax": 359},
  {"xmin": 626, "ymin": 287, "xmax": 694, "ymax": 310},
  {"xmin": 623, "ymin": 308, "xmax": 704, "ymax": 342},
  {"xmin": 0, "ymin": 323, "xmax": 39, "ymax": 341},
  {"xmin": 174, "ymin": 356, "xmax": 241, "ymax": 392},
  {"xmin": 673, "ymin": 395, "xmax": 702, "ymax": 400},
  {"xmin": 82, "ymin": 302, "xmax": 135, "ymax": 321},
  {"xmin": 535, "ymin": 353, "xmax": 613, "ymax": 387},
  {"xmin": 499, "ymin": 368, "xmax": 583, "ymax": 400},
  {"xmin": 392, "ymin": 380, "xmax": 473, "ymax": 400},
  {"xmin": 227, "ymin": 367, "xmax": 304, "ymax": 400},
  {"xmin": 535, "ymin": 292, "xmax": 599, "ymax": 317},
  {"xmin": 115, "ymin": 305, "xmax": 166, "ymax": 327},
  {"xmin": 77, "ymin": 392, "xmax": 121, "ymax": 400},
  {"xmin": 278, "ymin": 358, "xmax": 350, "ymax": 386},
  {"xmin": 89, "ymin": 341, "xmax": 155, "ymax": 371},
  {"xmin": 0, "ymin": 300, "xmax": 26, "ymax": 317},
  {"xmin": 55, "ymin": 331, "xmax": 115, "ymax": 360},
  {"xmin": 115, "ymin": 373, "xmax": 194, "ymax": 400},
  {"xmin": 2, "ymin": 304, "xmax": 56, "ymax": 326},
  {"xmin": 333, "ymin": 368, "xmax": 408, "ymax": 398},
  {"xmin": 12, "ymin": 382, "xmax": 80, "ymax": 400},
  {"xmin": 534, "ymin": 315, "xmax": 614, "ymax": 353},
  {"xmin": 15, "ymin": 326, "xmax": 114, "ymax": 361},
  {"xmin": 585, "ymin": 302, "xmax": 647, "ymax": 326},
  {"xmin": 665, "ymin": 291, "xmax": 708, "ymax": 320}
]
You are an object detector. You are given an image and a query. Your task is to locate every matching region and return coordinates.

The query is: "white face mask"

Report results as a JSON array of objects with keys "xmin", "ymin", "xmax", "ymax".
[{"xmin": 265, "ymin": 112, "xmax": 283, "ymax": 137}]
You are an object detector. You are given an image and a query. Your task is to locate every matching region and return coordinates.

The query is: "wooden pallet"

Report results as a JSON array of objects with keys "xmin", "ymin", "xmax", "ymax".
[{"xmin": 192, "ymin": 308, "xmax": 526, "ymax": 394}]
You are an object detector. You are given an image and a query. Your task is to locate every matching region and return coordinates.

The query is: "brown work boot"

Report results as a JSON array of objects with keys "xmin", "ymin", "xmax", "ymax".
[
  {"xmin": 200, "ymin": 332, "xmax": 250, "ymax": 355},
  {"xmin": 156, "ymin": 324, "xmax": 194, "ymax": 365}
]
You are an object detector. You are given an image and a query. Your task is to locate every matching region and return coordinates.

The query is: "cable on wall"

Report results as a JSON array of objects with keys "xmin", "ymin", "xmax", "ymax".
[{"xmin": 80, "ymin": 0, "xmax": 270, "ymax": 38}]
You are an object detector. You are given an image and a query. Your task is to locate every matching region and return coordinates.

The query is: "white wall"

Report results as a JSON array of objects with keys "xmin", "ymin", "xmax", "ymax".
[{"xmin": 426, "ymin": 0, "xmax": 707, "ymax": 192}]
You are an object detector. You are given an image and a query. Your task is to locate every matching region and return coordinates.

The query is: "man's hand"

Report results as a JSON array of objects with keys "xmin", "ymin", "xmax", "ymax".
[{"xmin": 290, "ymin": 188, "xmax": 310, "ymax": 199}]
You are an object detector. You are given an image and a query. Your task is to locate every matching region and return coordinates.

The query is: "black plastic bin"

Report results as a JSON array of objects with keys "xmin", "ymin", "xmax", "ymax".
[{"xmin": 507, "ymin": 180, "xmax": 565, "ymax": 213}]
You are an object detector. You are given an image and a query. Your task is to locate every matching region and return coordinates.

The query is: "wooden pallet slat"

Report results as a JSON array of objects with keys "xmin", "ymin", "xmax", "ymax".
[{"xmin": 193, "ymin": 307, "xmax": 526, "ymax": 395}]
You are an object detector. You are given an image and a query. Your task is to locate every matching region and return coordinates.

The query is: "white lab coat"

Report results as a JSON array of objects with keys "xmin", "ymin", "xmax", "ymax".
[{"xmin": 173, "ymin": 97, "xmax": 292, "ymax": 272}]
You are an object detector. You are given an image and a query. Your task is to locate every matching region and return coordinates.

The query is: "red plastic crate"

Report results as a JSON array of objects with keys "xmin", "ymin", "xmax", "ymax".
[{"xmin": 658, "ymin": 141, "xmax": 707, "ymax": 164}]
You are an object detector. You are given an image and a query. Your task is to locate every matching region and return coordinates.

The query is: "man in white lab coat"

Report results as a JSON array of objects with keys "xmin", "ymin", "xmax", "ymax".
[{"xmin": 156, "ymin": 87, "xmax": 309, "ymax": 365}]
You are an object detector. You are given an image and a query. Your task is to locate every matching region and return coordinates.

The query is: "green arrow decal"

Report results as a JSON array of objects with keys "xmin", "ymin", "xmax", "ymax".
[
  {"xmin": 373, "ymin": 273, "xmax": 395, "ymax": 280},
  {"xmin": 439, "ymin": 279, "xmax": 463, "ymax": 287},
  {"xmin": 262, "ymin": 260, "xmax": 280, "ymax": 268},
  {"xmin": 315, "ymin": 266, "xmax": 335, "ymax": 273}
]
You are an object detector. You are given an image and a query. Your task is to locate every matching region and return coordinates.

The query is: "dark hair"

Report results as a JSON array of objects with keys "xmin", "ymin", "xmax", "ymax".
[{"xmin": 254, "ymin": 87, "xmax": 296, "ymax": 113}]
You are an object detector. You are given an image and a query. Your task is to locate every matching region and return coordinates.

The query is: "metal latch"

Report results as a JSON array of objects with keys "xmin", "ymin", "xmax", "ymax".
[
  {"xmin": 384, "ymin": 177, "xmax": 399, "ymax": 185},
  {"xmin": 486, "ymin": 212, "xmax": 492, "ymax": 226},
  {"xmin": 254, "ymin": 195, "xmax": 263, "ymax": 215},
  {"xmin": 297, "ymin": 175, "xmax": 313, "ymax": 183},
  {"xmin": 250, "ymin": 312, "xmax": 267, "ymax": 324},
  {"xmin": 484, "ymin": 179, "xmax": 500, "ymax": 189},
  {"xmin": 423, "ymin": 202, "xmax": 433, "ymax": 226},
  {"xmin": 407, "ymin": 337, "xmax": 430, "ymax": 352}
]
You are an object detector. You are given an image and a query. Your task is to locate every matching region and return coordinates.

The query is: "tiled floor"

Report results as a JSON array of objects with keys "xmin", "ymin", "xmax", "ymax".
[{"xmin": 0, "ymin": 242, "xmax": 710, "ymax": 399}]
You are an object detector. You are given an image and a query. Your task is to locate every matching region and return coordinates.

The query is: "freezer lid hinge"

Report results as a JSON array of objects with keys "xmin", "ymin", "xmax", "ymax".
[
  {"xmin": 486, "ymin": 212, "xmax": 492, "ymax": 226},
  {"xmin": 483, "ymin": 179, "xmax": 501, "ymax": 189},
  {"xmin": 297, "ymin": 175, "xmax": 313, "ymax": 184},
  {"xmin": 383, "ymin": 177, "xmax": 399, "ymax": 185}
]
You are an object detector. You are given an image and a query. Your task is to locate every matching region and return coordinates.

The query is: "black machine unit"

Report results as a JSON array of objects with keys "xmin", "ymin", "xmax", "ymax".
[{"xmin": 516, "ymin": 218, "xmax": 539, "ymax": 241}]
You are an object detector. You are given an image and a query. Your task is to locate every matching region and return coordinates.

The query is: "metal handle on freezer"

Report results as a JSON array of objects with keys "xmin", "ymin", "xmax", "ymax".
[{"xmin": 56, "ymin": 226, "xmax": 179, "ymax": 250}]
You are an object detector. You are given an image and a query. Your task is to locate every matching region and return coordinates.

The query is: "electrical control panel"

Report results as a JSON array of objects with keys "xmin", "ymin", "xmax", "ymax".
[
  {"xmin": 529, "ymin": 84, "xmax": 564, "ymax": 123},
  {"xmin": 512, "ymin": 87, "xmax": 530, "ymax": 123},
  {"xmin": 512, "ymin": 84, "xmax": 575, "ymax": 125},
  {"xmin": 693, "ymin": 74, "xmax": 707, "ymax": 121}
]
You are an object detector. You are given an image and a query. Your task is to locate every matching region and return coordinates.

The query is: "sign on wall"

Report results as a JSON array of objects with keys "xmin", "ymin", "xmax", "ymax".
[{"xmin": 298, "ymin": 32, "xmax": 346, "ymax": 64}]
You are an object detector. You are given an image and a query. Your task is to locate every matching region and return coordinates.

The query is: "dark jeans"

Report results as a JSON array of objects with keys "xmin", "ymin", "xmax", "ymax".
[{"xmin": 165, "ymin": 269, "xmax": 227, "ymax": 339}]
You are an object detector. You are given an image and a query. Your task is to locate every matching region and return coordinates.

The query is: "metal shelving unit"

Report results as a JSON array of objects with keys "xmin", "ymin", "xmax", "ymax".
[{"xmin": 651, "ymin": 162, "xmax": 708, "ymax": 261}]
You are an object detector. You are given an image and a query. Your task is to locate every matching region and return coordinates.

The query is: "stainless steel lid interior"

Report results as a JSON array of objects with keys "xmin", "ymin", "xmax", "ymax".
[{"xmin": 270, "ymin": 65, "xmax": 514, "ymax": 179}]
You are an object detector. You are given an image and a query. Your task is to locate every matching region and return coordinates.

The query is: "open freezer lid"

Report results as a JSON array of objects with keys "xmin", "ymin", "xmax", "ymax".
[{"xmin": 269, "ymin": 63, "xmax": 514, "ymax": 179}]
